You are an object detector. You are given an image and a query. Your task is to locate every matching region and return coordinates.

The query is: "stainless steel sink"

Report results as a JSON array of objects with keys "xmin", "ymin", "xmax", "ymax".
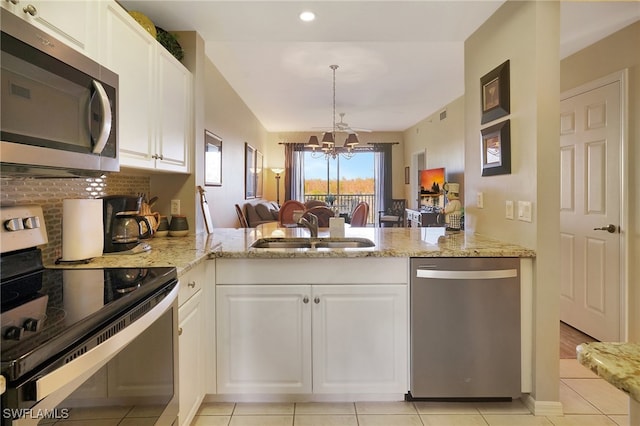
[
  {"xmin": 250, "ymin": 238, "xmax": 313, "ymax": 249},
  {"xmin": 313, "ymin": 238, "xmax": 375, "ymax": 248},
  {"xmin": 250, "ymin": 237, "xmax": 374, "ymax": 249}
]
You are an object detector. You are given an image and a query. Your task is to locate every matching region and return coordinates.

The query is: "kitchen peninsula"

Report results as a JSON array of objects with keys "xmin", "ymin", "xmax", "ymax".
[{"xmin": 47, "ymin": 225, "xmax": 535, "ymax": 424}]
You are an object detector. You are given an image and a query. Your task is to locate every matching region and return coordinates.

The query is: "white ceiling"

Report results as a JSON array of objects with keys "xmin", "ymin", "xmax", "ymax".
[{"xmin": 121, "ymin": 1, "xmax": 639, "ymax": 133}]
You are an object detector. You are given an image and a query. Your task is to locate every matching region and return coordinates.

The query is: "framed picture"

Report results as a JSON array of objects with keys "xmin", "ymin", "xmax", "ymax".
[
  {"xmin": 481, "ymin": 119, "xmax": 511, "ymax": 176},
  {"xmin": 255, "ymin": 150, "xmax": 264, "ymax": 198},
  {"xmin": 204, "ymin": 130, "xmax": 222, "ymax": 186},
  {"xmin": 480, "ymin": 60, "xmax": 510, "ymax": 124},
  {"xmin": 245, "ymin": 143, "xmax": 256, "ymax": 199},
  {"xmin": 404, "ymin": 166, "xmax": 410, "ymax": 185}
]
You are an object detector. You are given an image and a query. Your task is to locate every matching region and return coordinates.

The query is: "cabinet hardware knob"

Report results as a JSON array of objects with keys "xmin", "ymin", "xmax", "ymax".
[
  {"xmin": 7, "ymin": 0, "xmax": 19, "ymax": 5},
  {"xmin": 314, "ymin": 297, "xmax": 320, "ymax": 304},
  {"xmin": 23, "ymin": 4, "xmax": 36, "ymax": 15},
  {"xmin": 188, "ymin": 281, "xmax": 196, "ymax": 288},
  {"xmin": 303, "ymin": 296, "xmax": 309, "ymax": 304},
  {"xmin": 178, "ymin": 327, "xmax": 183, "ymax": 336}
]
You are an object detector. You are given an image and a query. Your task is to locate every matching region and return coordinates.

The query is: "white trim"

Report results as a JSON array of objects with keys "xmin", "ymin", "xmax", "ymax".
[
  {"xmin": 560, "ymin": 69, "xmax": 629, "ymax": 342},
  {"xmin": 523, "ymin": 394, "xmax": 564, "ymax": 416}
]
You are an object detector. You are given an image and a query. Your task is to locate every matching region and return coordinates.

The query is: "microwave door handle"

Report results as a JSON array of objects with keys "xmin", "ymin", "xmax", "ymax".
[{"xmin": 90, "ymin": 80, "xmax": 112, "ymax": 154}]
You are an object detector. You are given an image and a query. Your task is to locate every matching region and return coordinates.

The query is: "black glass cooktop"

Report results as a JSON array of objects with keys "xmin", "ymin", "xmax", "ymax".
[{"xmin": 1, "ymin": 262, "xmax": 177, "ymax": 383}]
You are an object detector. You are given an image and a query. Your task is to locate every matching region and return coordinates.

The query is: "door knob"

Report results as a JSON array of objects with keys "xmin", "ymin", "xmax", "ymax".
[{"xmin": 593, "ymin": 224, "xmax": 617, "ymax": 233}]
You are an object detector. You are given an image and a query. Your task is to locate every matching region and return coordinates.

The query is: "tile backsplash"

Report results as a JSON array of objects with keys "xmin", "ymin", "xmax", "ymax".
[{"xmin": 1, "ymin": 174, "xmax": 150, "ymax": 264}]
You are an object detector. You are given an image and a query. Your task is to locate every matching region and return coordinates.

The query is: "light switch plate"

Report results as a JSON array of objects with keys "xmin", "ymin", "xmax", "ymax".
[
  {"xmin": 518, "ymin": 201, "xmax": 532, "ymax": 222},
  {"xmin": 477, "ymin": 192, "xmax": 484, "ymax": 209},
  {"xmin": 505, "ymin": 200, "xmax": 514, "ymax": 220}
]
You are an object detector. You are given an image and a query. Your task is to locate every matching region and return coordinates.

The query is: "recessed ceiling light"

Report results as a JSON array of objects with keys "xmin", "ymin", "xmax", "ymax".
[{"xmin": 299, "ymin": 11, "xmax": 315, "ymax": 22}]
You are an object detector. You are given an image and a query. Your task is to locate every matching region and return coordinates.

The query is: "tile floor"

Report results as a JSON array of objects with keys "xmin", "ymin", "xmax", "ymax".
[{"xmin": 191, "ymin": 360, "xmax": 629, "ymax": 426}]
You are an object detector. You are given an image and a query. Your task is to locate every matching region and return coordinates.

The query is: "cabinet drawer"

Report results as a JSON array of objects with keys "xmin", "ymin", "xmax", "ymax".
[{"xmin": 178, "ymin": 264, "xmax": 204, "ymax": 306}]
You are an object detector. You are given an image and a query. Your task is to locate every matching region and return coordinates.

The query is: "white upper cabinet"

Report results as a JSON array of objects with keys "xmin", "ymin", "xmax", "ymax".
[
  {"xmin": 1, "ymin": 0, "xmax": 101, "ymax": 59},
  {"xmin": 99, "ymin": 1, "xmax": 191, "ymax": 173}
]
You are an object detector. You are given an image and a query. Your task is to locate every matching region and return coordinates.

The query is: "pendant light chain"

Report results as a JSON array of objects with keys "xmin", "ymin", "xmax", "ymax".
[{"xmin": 331, "ymin": 64, "xmax": 337, "ymax": 142}]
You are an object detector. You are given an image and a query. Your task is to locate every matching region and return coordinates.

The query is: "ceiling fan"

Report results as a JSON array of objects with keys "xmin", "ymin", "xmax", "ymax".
[{"xmin": 314, "ymin": 113, "xmax": 372, "ymax": 134}]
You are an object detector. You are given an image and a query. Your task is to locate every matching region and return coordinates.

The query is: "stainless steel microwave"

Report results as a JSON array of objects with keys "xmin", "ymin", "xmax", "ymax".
[{"xmin": 0, "ymin": 9, "xmax": 118, "ymax": 178}]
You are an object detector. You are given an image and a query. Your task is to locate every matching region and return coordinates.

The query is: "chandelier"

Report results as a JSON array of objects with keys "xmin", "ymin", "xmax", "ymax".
[{"xmin": 307, "ymin": 65, "xmax": 359, "ymax": 160}]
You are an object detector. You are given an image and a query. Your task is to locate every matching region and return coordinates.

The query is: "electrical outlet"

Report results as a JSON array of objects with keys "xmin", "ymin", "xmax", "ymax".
[
  {"xmin": 476, "ymin": 192, "xmax": 484, "ymax": 209},
  {"xmin": 170, "ymin": 199, "xmax": 181, "ymax": 215},
  {"xmin": 505, "ymin": 200, "xmax": 514, "ymax": 220},
  {"xmin": 518, "ymin": 201, "xmax": 532, "ymax": 222}
]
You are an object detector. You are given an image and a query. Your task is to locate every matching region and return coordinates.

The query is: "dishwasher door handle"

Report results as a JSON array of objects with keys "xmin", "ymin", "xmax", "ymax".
[{"xmin": 415, "ymin": 268, "xmax": 518, "ymax": 280}]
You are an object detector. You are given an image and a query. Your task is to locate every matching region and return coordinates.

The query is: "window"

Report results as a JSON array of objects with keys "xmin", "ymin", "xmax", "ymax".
[{"xmin": 303, "ymin": 151, "xmax": 375, "ymax": 214}]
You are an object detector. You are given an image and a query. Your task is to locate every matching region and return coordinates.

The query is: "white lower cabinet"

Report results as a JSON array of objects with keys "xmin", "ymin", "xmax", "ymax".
[
  {"xmin": 217, "ymin": 285, "xmax": 312, "ymax": 394},
  {"xmin": 179, "ymin": 288, "xmax": 203, "ymax": 425},
  {"xmin": 216, "ymin": 263, "xmax": 408, "ymax": 396},
  {"xmin": 312, "ymin": 285, "xmax": 407, "ymax": 394},
  {"xmin": 178, "ymin": 260, "xmax": 214, "ymax": 425}
]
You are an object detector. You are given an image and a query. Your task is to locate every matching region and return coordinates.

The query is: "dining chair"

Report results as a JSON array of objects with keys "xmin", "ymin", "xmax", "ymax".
[
  {"xmin": 378, "ymin": 199, "xmax": 406, "ymax": 227},
  {"xmin": 303, "ymin": 206, "xmax": 335, "ymax": 227},
  {"xmin": 304, "ymin": 199, "xmax": 327, "ymax": 209},
  {"xmin": 349, "ymin": 202, "xmax": 369, "ymax": 227},
  {"xmin": 235, "ymin": 204, "xmax": 249, "ymax": 228},
  {"xmin": 278, "ymin": 200, "xmax": 306, "ymax": 225}
]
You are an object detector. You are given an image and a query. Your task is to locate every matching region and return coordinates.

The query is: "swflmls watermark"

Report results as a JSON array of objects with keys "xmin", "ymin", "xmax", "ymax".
[{"xmin": 2, "ymin": 408, "xmax": 70, "ymax": 420}]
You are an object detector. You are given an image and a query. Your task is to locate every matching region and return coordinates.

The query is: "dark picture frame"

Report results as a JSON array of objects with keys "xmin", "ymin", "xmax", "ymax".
[
  {"xmin": 255, "ymin": 150, "xmax": 264, "ymax": 198},
  {"xmin": 480, "ymin": 60, "xmax": 510, "ymax": 124},
  {"xmin": 481, "ymin": 119, "xmax": 511, "ymax": 176},
  {"xmin": 204, "ymin": 130, "xmax": 222, "ymax": 186},
  {"xmin": 404, "ymin": 166, "xmax": 410, "ymax": 185},
  {"xmin": 245, "ymin": 143, "xmax": 256, "ymax": 199}
]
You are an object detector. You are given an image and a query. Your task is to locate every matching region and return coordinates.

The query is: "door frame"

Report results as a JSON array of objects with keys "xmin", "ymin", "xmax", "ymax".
[{"xmin": 560, "ymin": 69, "xmax": 629, "ymax": 341}]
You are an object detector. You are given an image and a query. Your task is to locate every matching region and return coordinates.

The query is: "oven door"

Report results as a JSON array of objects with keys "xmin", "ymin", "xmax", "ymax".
[{"xmin": 2, "ymin": 285, "xmax": 178, "ymax": 426}]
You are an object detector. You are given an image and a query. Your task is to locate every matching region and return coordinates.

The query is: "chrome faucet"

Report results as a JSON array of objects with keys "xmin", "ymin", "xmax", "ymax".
[{"xmin": 297, "ymin": 212, "xmax": 318, "ymax": 238}]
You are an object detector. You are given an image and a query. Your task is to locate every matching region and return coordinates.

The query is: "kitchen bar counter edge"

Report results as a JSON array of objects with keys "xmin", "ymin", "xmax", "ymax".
[{"xmin": 46, "ymin": 224, "xmax": 535, "ymax": 272}]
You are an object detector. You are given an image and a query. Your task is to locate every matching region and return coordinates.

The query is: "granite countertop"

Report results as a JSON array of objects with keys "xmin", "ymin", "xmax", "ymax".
[
  {"xmin": 46, "ymin": 224, "xmax": 534, "ymax": 272},
  {"xmin": 577, "ymin": 342, "xmax": 640, "ymax": 402}
]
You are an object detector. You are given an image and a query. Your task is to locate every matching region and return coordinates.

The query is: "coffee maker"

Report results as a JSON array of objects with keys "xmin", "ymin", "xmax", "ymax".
[{"xmin": 101, "ymin": 195, "xmax": 152, "ymax": 254}]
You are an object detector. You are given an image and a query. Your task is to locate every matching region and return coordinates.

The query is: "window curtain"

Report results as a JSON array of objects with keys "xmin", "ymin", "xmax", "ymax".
[
  {"xmin": 372, "ymin": 143, "xmax": 392, "ymax": 217},
  {"xmin": 284, "ymin": 143, "xmax": 305, "ymax": 202}
]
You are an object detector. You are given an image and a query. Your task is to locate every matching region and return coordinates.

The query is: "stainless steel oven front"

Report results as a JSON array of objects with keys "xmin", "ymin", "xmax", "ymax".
[{"xmin": 2, "ymin": 280, "xmax": 179, "ymax": 426}]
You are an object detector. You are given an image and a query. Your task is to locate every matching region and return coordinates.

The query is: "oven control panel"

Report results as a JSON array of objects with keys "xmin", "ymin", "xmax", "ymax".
[{"xmin": 0, "ymin": 205, "xmax": 48, "ymax": 253}]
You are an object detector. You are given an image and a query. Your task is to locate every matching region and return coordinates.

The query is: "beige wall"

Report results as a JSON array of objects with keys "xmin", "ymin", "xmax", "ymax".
[
  {"xmin": 402, "ymin": 96, "xmax": 465, "ymax": 209},
  {"xmin": 560, "ymin": 21, "xmax": 640, "ymax": 341},
  {"xmin": 465, "ymin": 0, "xmax": 561, "ymax": 408},
  {"xmin": 196, "ymin": 54, "xmax": 270, "ymax": 228}
]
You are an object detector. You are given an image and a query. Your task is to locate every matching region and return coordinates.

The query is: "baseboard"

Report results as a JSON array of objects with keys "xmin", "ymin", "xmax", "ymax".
[
  {"xmin": 523, "ymin": 394, "xmax": 564, "ymax": 416},
  {"xmin": 203, "ymin": 393, "xmax": 405, "ymax": 403}
]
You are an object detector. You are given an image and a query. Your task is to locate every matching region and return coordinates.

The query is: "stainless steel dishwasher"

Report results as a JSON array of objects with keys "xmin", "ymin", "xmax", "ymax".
[{"xmin": 408, "ymin": 257, "xmax": 521, "ymax": 400}]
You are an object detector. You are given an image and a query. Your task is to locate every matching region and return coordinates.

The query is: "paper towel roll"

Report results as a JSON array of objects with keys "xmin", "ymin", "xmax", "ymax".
[{"xmin": 62, "ymin": 199, "xmax": 104, "ymax": 261}]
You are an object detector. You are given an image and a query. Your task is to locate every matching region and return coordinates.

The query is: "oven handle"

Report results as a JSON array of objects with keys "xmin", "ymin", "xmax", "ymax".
[{"xmin": 33, "ymin": 284, "xmax": 178, "ymax": 402}]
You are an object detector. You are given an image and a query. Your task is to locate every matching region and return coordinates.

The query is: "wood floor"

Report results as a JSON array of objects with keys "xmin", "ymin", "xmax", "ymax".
[{"xmin": 559, "ymin": 321, "xmax": 598, "ymax": 359}]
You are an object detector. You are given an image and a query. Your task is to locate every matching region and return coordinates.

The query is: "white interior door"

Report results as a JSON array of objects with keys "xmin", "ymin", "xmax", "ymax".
[{"xmin": 559, "ymin": 77, "xmax": 622, "ymax": 342}]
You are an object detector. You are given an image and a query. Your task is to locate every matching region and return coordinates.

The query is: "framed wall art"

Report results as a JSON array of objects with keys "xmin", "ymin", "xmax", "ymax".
[
  {"xmin": 204, "ymin": 130, "xmax": 222, "ymax": 186},
  {"xmin": 481, "ymin": 119, "xmax": 511, "ymax": 176},
  {"xmin": 245, "ymin": 143, "xmax": 256, "ymax": 199},
  {"xmin": 480, "ymin": 60, "xmax": 510, "ymax": 124}
]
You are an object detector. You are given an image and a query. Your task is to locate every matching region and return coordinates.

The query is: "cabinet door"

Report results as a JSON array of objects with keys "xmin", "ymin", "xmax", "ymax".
[
  {"xmin": 156, "ymin": 48, "xmax": 191, "ymax": 173},
  {"xmin": 179, "ymin": 289, "xmax": 204, "ymax": 426},
  {"xmin": 1, "ymin": 0, "xmax": 100, "ymax": 59},
  {"xmin": 312, "ymin": 285, "xmax": 408, "ymax": 394},
  {"xmin": 101, "ymin": 1, "xmax": 156, "ymax": 169},
  {"xmin": 216, "ymin": 285, "xmax": 312, "ymax": 394}
]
